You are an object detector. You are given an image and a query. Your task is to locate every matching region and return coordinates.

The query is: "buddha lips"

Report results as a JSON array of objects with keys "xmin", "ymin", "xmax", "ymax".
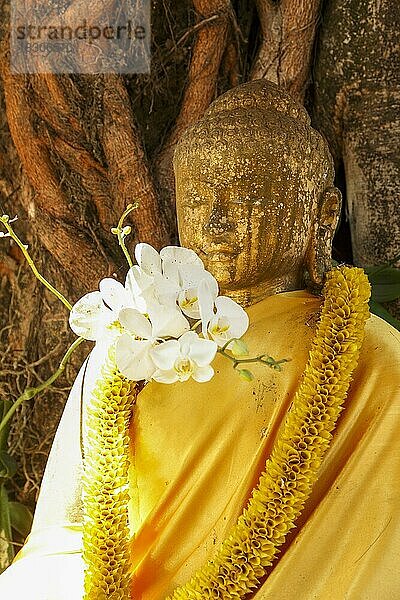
[{"xmin": 168, "ymin": 266, "xmax": 371, "ymax": 599}]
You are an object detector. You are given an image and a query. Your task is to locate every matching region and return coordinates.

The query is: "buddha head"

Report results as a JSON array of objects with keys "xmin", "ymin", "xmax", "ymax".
[{"xmin": 173, "ymin": 80, "xmax": 341, "ymax": 306}]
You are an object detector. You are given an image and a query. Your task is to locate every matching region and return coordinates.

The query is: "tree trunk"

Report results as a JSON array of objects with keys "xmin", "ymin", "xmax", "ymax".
[{"xmin": 313, "ymin": 0, "xmax": 400, "ymax": 273}]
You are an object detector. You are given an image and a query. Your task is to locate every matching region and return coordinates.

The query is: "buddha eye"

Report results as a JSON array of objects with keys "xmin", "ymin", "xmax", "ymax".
[
  {"xmin": 231, "ymin": 197, "xmax": 263, "ymax": 207},
  {"xmin": 184, "ymin": 189, "xmax": 211, "ymax": 208},
  {"xmin": 230, "ymin": 196, "xmax": 249, "ymax": 205},
  {"xmin": 185, "ymin": 194, "xmax": 204, "ymax": 208}
]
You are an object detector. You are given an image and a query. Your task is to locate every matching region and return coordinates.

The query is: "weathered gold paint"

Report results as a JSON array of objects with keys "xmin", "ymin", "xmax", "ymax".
[{"xmin": 174, "ymin": 80, "xmax": 342, "ymax": 306}]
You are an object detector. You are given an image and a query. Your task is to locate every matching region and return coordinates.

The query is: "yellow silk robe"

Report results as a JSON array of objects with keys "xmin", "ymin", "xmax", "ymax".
[{"xmin": 1, "ymin": 291, "xmax": 399, "ymax": 599}]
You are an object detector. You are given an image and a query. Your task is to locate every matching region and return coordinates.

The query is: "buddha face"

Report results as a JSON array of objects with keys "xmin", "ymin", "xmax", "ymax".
[{"xmin": 175, "ymin": 143, "xmax": 317, "ymax": 295}]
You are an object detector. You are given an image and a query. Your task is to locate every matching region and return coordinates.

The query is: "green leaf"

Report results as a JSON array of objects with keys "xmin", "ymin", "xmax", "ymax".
[
  {"xmin": 370, "ymin": 300, "xmax": 400, "ymax": 331},
  {"xmin": 366, "ymin": 266, "xmax": 400, "ymax": 303},
  {"xmin": 0, "ymin": 452, "xmax": 17, "ymax": 479},
  {"xmin": 8, "ymin": 502, "xmax": 33, "ymax": 538},
  {"xmin": 371, "ymin": 283, "xmax": 400, "ymax": 303},
  {"xmin": 0, "ymin": 484, "xmax": 14, "ymax": 572}
]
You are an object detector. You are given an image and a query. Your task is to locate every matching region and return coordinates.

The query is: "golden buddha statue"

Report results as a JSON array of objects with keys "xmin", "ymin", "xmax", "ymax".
[
  {"xmin": 174, "ymin": 80, "xmax": 341, "ymax": 304},
  {"xmin": 1, "ymin": 80, "xmax": 399, "ymax": 600}
]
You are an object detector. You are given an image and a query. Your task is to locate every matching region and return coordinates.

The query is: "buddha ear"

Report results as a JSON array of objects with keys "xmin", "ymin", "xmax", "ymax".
[{"xmin": 305, "ymin": 187, "xmax": 342, "ymax": 290}]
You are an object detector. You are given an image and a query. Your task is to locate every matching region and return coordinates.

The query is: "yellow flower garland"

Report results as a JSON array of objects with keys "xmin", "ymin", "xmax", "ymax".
[
  {"xmin": 82, "ymin": 348, "xmax": 137, "ymax": 600},
  {"xmin": 168, "ymin": 266, "xmax": 371, "ymax": 599}
]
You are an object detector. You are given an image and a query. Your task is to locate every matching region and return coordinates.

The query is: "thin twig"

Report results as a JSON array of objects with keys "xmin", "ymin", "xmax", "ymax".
[
  {"xmin": 0, "ymin": 215, "xmax": 72, "ymax": 311},
  {"xmin": 166, "ymin": 14, "xmax": 221, "ymax": 57},
  {"xmin": 0, "ymin": 337, "xmax": 86, "ymax": 437}
]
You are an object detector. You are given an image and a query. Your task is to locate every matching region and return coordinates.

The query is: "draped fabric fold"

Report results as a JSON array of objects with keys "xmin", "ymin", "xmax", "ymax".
[{"xmin": 1, "ymin": 291, "xmax": 399, "ymax": 599}]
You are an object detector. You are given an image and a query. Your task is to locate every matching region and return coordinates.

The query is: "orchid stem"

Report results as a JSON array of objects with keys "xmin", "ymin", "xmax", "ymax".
[
  {"xmin": 111, "ymin": 204, "xmax": 138, "ymax": 269},
  {"xmin": 0, "ymin": 215, "xmax": 72, "ymax": 311},
  {"xmin": 0, "ymin": 337, "xmax": 85, "ymax": 436},
  {"xmin": 220, "ymin": 338, "xmax": 239, "ymax": 352},
  {"xmin": 218, "ymin": 345, "xmax": 290, "ymax": 372}
]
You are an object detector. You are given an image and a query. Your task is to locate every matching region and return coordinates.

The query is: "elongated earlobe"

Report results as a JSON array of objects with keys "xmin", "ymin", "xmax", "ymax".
[{"xmin": 306, "ymin": 187, "xmax": 342, "ymax": 290}]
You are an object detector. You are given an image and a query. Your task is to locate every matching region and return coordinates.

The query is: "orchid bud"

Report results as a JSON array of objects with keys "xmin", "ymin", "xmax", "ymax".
[
  {"xmin": 229, "ymin": 339, "xmax": 249, "ymax": 357},
  {"xmin": 238, "ymin": 369, "xmax": 254, "ymax": 382}
]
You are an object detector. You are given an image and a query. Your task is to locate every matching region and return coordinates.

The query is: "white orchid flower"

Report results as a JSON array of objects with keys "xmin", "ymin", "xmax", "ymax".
[
  {"xmin": 115, "ymin": 306, "xmax": 190, "ymax": 381},
  {"xmin": 69, "ymin": 243, "xmax": 209, "ymax": 341},
  {"xmin": 122, "ymin": 243, "xmax": 163, "ymax": 312},
  {"xmin": 207, "ymin": 296, "xmax": 249, "ymax": 347},
  {"xmin": 125, "ymin": 243, "xmax": 183, "ymax": 311},
  {"xmin": 69, "ymin": 242, "xmax": 251, "ymax": 386},
  {"xmin": 69, "ymin": 277, "xmax": 134, "ymax": 341},
  {"xmin": 150, "ymin": 331, "xmax": 217, "ymax": 384},
  {"xmin": 115, "ymin": 309, "xmax": 157, "ymax": 381},
  {"xmin": 198, "ymin": 278, "xmax": 216, "ymax": 337},
  {"xmin": 69, "ymin": 291, "xmax": 112, "ymax": 341},
  {"xmin": 127, "ymin": 244, "xmax": 219, "ymax": 319},
  {"xmin": 160, "ymin": 245, "xmax": 204, "ymax": 272},
  {"xmin": 135, "ymin": 242, "xmax": 162, "ymax": 276},
  {"xmin": 125, "ymin": 265, "xmax": 156, "ymax": 313},
  {"xmin": 177, "ymin": 266, "xmax": 218, "ymax": 319},
  {"xmin": 159, "ymin": 247, "xmax": 219, "ymax": 319}
]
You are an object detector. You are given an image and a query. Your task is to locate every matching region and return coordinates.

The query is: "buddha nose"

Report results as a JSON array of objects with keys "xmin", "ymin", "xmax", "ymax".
[{"xmin": 203, "ymin": 199, "xmax": 234, "ymax": 237}]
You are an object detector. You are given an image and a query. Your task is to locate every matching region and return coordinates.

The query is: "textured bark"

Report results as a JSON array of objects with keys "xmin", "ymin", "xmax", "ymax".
[
  {"xmin": 1, "ymin": 68, "xmax": 170, "ymax": 287},
  {"xmin": 155, "ymin": 0, "xmax": 232, "ymax": 232},
  {"xmin": 101, "ymin": 75, "xmax": 170, "ymax": 248},
  {"xmin": 1, "ymin": 71, "xmax": 112, "ymax": 288},
  {"xmin": 251, "ymin": 0, "xmax": 321, "ymax": 102},
  {"xmin": 313, "ymin": 0, "xmax": 400, "ymax": 273}
]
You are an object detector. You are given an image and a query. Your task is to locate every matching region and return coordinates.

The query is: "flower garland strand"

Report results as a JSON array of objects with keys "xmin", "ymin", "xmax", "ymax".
[
  {"xmin": 168, "ymin": 266, "xmax": 371, "ymax": 599},
  {"xmin": 82, "ymin": 347, "xmax": 137, "ymax": 600}
]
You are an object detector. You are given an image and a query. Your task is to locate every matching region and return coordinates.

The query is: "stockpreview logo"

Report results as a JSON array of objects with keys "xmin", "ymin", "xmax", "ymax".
[{"xmin": 11, "ymin": 0, "xmax": 150, "ymax": 74}]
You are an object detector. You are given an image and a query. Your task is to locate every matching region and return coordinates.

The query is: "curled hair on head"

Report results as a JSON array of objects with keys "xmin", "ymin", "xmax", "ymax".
[
  {"xmin": 204, "ymin": 79, "xmax": 311, "ymax": 125},
  {"xmin": 174, "ymin": 80, "xmax": 336, "ymax": 205}
]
